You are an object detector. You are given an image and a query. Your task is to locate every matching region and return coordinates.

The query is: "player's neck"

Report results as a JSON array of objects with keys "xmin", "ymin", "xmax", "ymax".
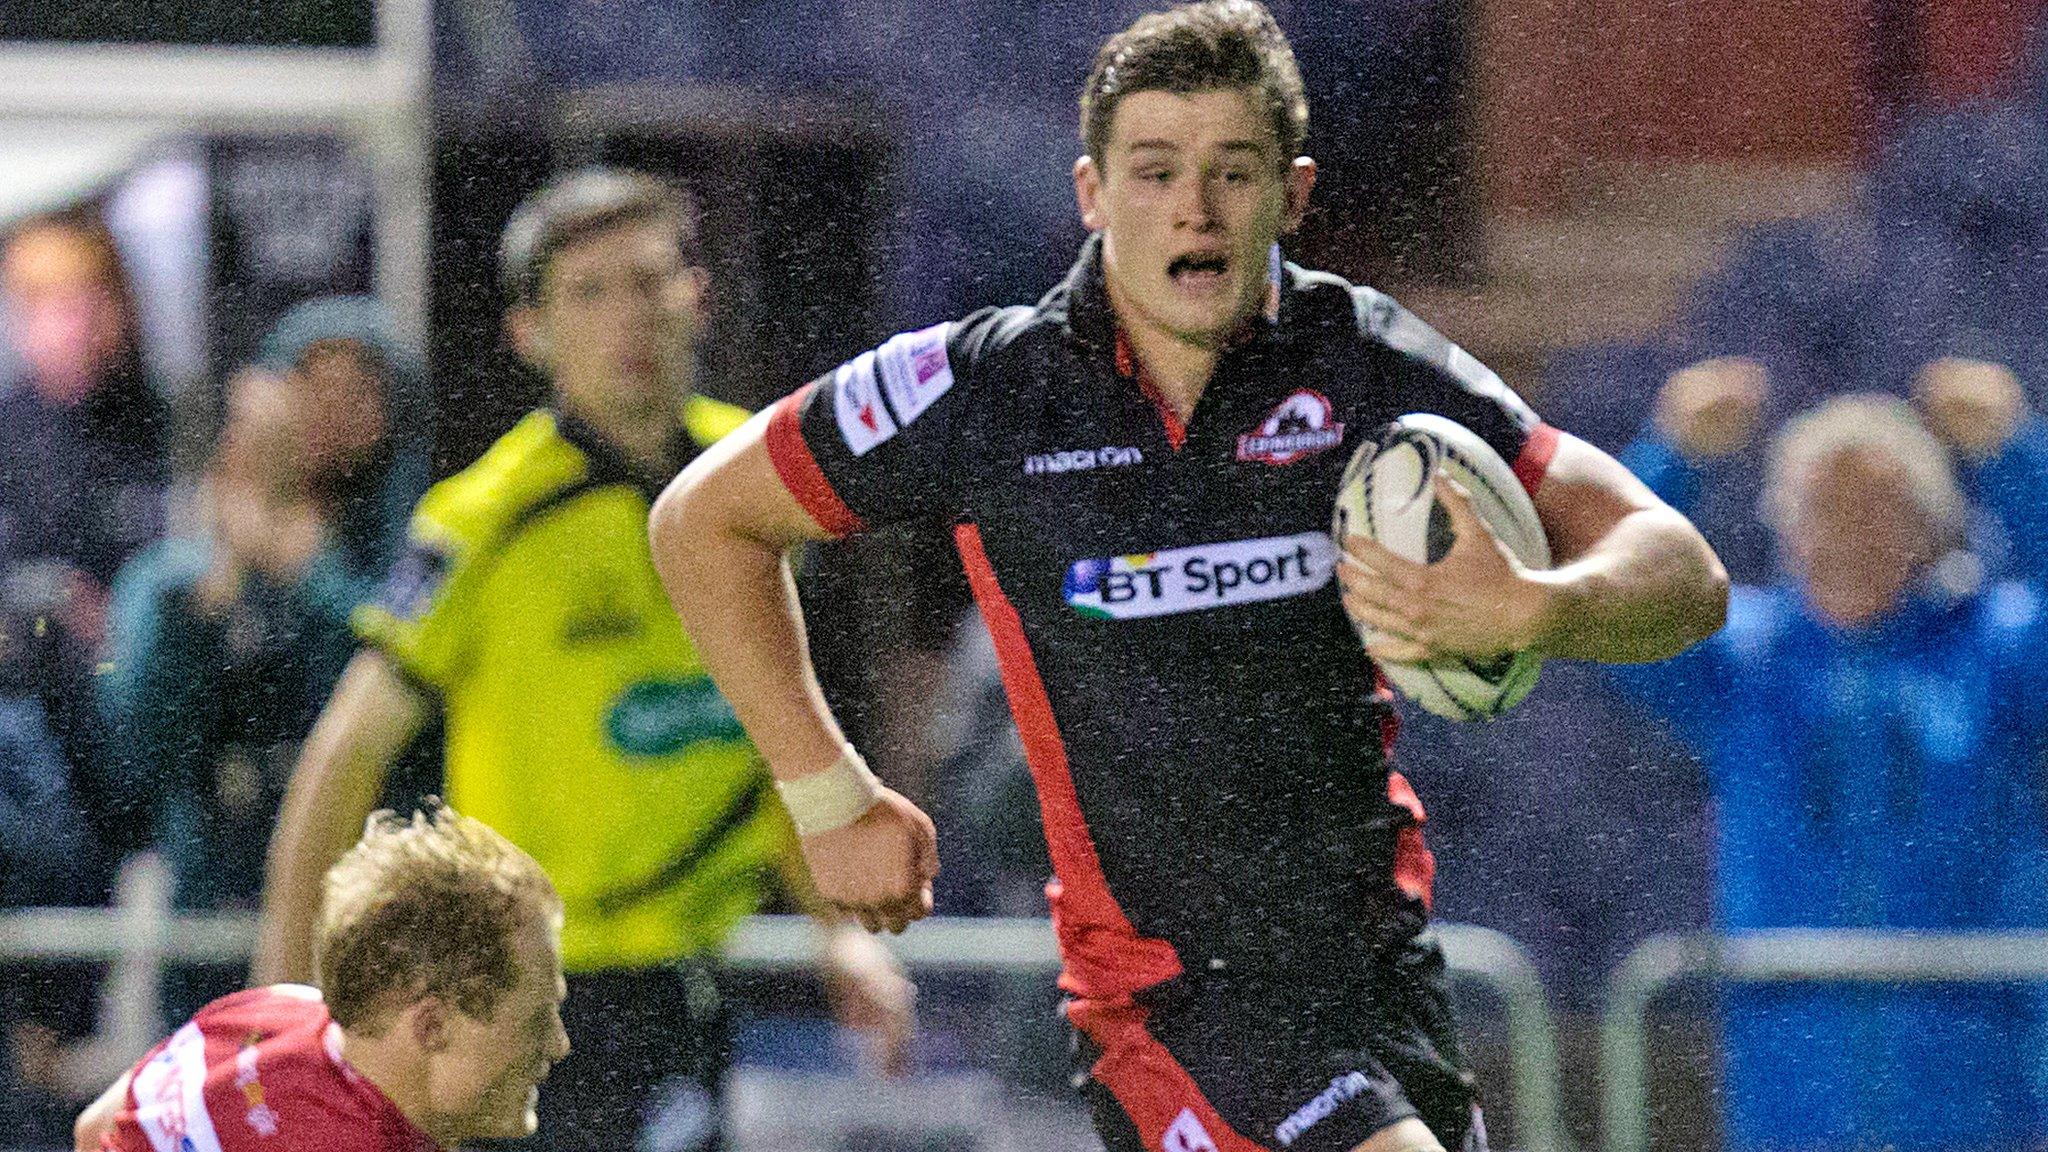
[
  {"xmin": 338, "ymin": 1028, "xmax": 446, "ymax": 1147},
  {"xmin": 1117, "ymin": 317, "xmax": 1218, "ymax": 423}
]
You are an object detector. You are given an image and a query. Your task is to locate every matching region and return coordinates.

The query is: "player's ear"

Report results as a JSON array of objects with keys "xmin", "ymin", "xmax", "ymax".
[
  {"xmin": 505, "ymin": 305, "xmax": 552, "ymax": 371},
  {"xmin": 1075, "ymin": 155, "xmax": 1106, "ymax": 231},
  {"xmin": 1282, "ymin": 156, "xmax": 1316, "ymax": 234},
  {"xmin": 406, "ymin": 996, "xmax": 456, "ymax": 1054}
]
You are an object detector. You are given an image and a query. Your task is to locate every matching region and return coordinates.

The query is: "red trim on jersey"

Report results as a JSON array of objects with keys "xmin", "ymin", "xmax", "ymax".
[
  {"xmin": 1067, "ymin": 997, "xmax": 1269, "ymax": 1152},
  {"xmin": 1114, "ymin": 331, "xmax": 1189, "ymax": 451},
  {"xmin": 1374, "ymin": 666, "xmax": 1435, "ymax": 911},
  {"xmin": 1513, "ymin": 421, "xmax": 1562, "ymax": 497},
  {"xmin": 953, "ymin": 522, "xmax": 1184, "ymax": 1000},
  {"xmin": 1387, "ymin": 771, "xmax": 1436, "ymax": 912},
  {"xmin": 765, "ymin": 385, "xmax": 865, "ymax": 538}
]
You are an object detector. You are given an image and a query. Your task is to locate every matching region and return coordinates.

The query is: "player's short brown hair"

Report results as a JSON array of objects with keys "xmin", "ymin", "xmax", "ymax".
[
  {"xmin": 1080, "ymin": 0, "xmax": 1308, "ymax": 167},
  {"xmin": 314, "ymin": 804, "xmax": 560, "ymax": 1031},
  {"xmin": 497, "ymin": 166, "xmax": 698, "ymax": 305}
]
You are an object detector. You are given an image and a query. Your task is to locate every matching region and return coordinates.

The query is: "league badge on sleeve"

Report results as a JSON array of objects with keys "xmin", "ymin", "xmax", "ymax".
[
  {"xmin": 831, "ymin": 352, "xmax": 898, "ymax": 456},
  {"xmin": 377, "ymin": 541, "xmax": 453, "ymax": 622}
]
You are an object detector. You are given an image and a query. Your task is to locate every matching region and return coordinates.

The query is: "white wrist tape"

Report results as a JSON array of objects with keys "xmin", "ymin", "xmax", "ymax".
[{"xmin": 775, "ymin": 746, "xmax": 885, "ymax": 837}]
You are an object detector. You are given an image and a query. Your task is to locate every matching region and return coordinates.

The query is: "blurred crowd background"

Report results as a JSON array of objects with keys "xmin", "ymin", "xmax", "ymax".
[{"xmin": 5, "ymin": 2, "xmax": 2048, "ymax": 1150}]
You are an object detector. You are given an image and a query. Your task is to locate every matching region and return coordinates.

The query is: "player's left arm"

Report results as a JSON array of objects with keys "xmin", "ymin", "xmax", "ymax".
[
  {"xmin": 1522, "ymin": 431, "xmax": 1730, "ymax": 663},
  {"xmin": 1342, "ymin": 431, "xmax": 1728, "ymax": 666},
  {"xmin": 74, "ymin": 1070, "xmax": 130, "ymax": 1152}
]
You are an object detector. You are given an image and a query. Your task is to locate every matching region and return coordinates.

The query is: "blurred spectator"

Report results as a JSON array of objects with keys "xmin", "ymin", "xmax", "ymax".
[
  {"xmin": 1612, "ymin": 391, "xmax": 2048, "ymax": 1151},
  {"xmin": 0, "ymin": 208, "xmax": 168, "ymax": 627},
  {"xmin": 0, "ymin": 207, "xmax": 169, "ymax": 1150},
  {"xmin": 100, "ymin": 296, "xmax": 428, "ymax": 1020},
  {"xmin": 0, "ymin": 694, "xmax": 97, "ymax": 1150}
]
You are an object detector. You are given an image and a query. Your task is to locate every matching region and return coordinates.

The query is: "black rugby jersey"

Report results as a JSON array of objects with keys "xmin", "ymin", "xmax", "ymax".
[{"xmin": 767, "ymin": 236, "xmax": 1558, "ymax": 1001}]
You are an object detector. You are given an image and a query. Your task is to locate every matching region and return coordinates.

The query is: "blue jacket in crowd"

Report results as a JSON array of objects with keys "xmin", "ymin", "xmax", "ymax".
[{"xmin": 1612, "ymin": 421, "xmax": 2048, "ymax": 1151}]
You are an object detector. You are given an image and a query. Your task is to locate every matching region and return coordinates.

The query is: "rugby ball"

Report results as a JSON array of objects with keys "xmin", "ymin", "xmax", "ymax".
[{"xmin": 1331, "ymin": 413, "xmax": 1551, "ymax": 721}]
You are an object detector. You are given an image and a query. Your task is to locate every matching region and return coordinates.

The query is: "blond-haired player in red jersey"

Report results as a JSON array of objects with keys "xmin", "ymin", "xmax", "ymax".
[{"xmin": 74, "ymin": 805, "xmax": 568, "ymax": 1152}]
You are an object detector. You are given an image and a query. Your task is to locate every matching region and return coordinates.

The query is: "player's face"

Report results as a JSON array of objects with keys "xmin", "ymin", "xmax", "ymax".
[
  {"xmin": 1076, "ymin": 87, "xmax": 1312, "ymax": 345},
  {"xmin": 435, "ymin": 916, "xmax": 571, "ymax": 1142},
  {"xmin": 525, "ymin": 215, "xmax": 705, "ymax": 425}
]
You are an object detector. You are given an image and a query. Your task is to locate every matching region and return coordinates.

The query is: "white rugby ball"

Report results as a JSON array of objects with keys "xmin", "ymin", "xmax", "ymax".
[{"xmin": 1331, "ymin": 413, "xmax": 1551, "ymax": 721}]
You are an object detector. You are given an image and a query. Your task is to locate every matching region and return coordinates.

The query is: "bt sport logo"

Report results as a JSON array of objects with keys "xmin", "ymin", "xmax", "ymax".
[{"xmin": 1061, "ymin": 533, "xmax": 1335, "ymax": 620}]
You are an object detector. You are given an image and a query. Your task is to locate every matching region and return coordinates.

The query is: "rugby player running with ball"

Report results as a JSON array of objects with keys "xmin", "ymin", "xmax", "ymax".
[{"xmin": 651, "ymin": 4, "xmax": 1726, "ymax": 1150}]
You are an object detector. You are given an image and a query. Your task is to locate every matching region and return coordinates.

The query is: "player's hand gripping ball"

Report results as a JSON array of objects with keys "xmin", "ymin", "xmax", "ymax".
[{"xmin": 1332, "ymin": 413, "xmax": 1551, "ymax": 720}]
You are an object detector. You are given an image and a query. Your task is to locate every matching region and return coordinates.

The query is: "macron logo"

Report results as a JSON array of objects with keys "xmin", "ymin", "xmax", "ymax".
[
  {"xmin": 1023, "ymin": 446, "xmax": 1144, "ymax": 476},
  {"xmin": 1275, "ymin": 1072, "xmax": 1374, "ymax": 1147}
]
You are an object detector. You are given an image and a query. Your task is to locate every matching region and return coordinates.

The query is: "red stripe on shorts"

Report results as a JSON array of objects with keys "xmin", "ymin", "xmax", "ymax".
[{"xmin": 1068, "ymin": 997, "xmax": 1272, "ymax": 1152}]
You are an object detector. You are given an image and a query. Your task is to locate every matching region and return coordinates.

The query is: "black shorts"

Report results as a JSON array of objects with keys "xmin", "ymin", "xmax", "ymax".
[
  {"xmin": 513, "ymin": 960, "xmax": 733, "ymax": 1152},
  {"xmin": 1073, "ymin": 932, "xmax": 1484, "ymax": 1152}
]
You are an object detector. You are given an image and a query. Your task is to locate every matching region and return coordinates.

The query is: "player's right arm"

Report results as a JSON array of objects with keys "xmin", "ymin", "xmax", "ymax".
[
  {"xmin": 649, "ymin": 412, "xmax": 937, "ymax": 934},
  {"xmin": 253, "ymin": 650, "xmax": 428, "ymax": 983},
  {"xmin": 74, "ymin": 1070, "xmax": 130, "ymax": 1152}
]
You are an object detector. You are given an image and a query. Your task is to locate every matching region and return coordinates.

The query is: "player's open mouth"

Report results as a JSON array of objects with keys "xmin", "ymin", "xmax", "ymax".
[{"xmin": 1168, "ymin": 252, "xmax": 1230, "ymax": 290}]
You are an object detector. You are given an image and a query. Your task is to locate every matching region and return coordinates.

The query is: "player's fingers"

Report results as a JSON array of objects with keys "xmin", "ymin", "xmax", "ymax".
[
  {"xmin": 1340, "ymin": 566, "xmax": 1431, "ymax": 628},
  {"xmin": 1432, "ymin": 475, "xmax": 1487, "ymax": 539},
  {"xmin": 879, "ymin": 901, "xmax": 918, "ymax": 934},
  {"xmin": 1343, "ymin": 594, "xmax": 1424, "ymax": 644},
  {"xmin": 1366, "ymin": 635, "xmax": 1433, "ymax": 665},
  {"xmin": 912, "ymin": 814, "xmax": 940, "ymax": 883},
  {"xmin": 1340, "ymin": 532, "xmax": 1425, "ymax": 584},
  {"xmin": 887, "ymin": 884, "xmax": 932, "ymax": 926},
  {"xmin": 1339, "ymin": 554, "xmax": 1426, "ymax": 606}
]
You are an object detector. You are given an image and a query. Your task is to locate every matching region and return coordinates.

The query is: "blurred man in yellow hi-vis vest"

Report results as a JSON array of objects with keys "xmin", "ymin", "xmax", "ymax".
[{"xmin": 256, "ymin": 168, "xmax": 913, "ymax": 1152}]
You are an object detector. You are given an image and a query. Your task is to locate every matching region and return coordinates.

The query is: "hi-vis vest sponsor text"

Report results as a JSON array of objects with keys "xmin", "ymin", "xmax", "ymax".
[{"xmin": 1061, "ymin": 532, "xmax": 1336, "ymax": 620}]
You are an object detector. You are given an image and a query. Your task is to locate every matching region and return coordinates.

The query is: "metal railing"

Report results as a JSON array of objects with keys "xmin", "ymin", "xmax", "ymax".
[
  {"xmin": 1600, "ymin": 929, "xmax": 2048, "ymax": 1152},
  {"xmin": 0, "ymin": 894, "xmax": 1569, "ymax": 1152}
]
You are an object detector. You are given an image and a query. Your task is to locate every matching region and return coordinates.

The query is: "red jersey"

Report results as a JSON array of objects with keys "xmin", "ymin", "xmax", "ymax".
[{"xmin": 105, "ymin": 985, "xmax": 439, "ymax": 1152}]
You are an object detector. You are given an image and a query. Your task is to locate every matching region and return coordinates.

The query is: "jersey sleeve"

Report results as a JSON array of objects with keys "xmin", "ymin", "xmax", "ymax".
[
  {"xmin": 1355, "ymin": 286, "xmax": 1561, "ymax": 496},
  {"xmin": 350, "ymin": 513, "xmax": 481, "ymax": 693},
  {"xmin": 763, "ymin": 310, "xmax": 1011, "ymax": 536}
]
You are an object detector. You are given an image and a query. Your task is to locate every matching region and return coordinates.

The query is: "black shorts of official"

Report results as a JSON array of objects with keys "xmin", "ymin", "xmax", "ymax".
[
  {"xmin": 1073, "ymin": 931, "xmax": 1484, "ymax": 1152},
  {"xmin": 495, "ymin": 959, "xmax": 732, "ymax": 1152}
]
